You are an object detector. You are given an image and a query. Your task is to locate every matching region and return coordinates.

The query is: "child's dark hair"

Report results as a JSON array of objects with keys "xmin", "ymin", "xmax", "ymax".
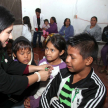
[
  {"xmin": 46, "ymin": 35, "xmax": 67, "ymax": 61},
  {"xmin": 13, "ymin": 41, "xmax": 31, "ymax": 55},
  {"xmin": 35, "ymin": 8, "xmax": 41, "ymax": 13},
  {"xmin": 44, "ymin": 19, "xmax": 49, "ymax": 23},
  {"xmin": 23, "ymin": 16, "xmax": 32, "ymax": 31},
  {"xmin": 8, "ymin": 39, "xmax": 14, "ymax": 44},
  {"xmin": 67, "ymin": 33, "xmax": 98, "ymax": 61}
]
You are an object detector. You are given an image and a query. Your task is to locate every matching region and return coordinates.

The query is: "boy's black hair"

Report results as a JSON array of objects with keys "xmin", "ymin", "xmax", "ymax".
[
  {"xmin": 46, "ymin": 35, "xmax": 67, "ymax": 61},
  {"xmin": 35, "ymin": 8, "xmax": 41, "ymax": 13},
  {"xmin": 67, "ymin": 33, "xmax": 98, "ymax": 61},
  {"xmin": 91, "ymin": 16, "xmax": 97, "ymax": 21},
  {"xmin": 44, "ymin": 19, "xmax": 49, "ymax": 23},
  {"xmin": 64, "ymin": 18, "xmax": 71, "ymax": 26},
  {"xmin": 12, "ymin": 36, "xmax": 32, "ymax": 55}
]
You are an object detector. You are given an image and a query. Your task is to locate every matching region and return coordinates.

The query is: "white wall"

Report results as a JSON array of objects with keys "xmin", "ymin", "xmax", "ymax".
[
  {"xmin": 22, "ymin": 0, "xmax": 108, "ymax": 34},
  {"xmin": 22, "ymin": 0, "xmax": 41, "ymax": 29}
]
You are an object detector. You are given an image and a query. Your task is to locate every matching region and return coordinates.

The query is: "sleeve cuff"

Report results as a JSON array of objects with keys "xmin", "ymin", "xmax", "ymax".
[
  {"xmin": 50, "ymin": 97, "xmax": 58, "ymax": 105},
  {"xmin": 35, "ymin": 28, "xmax": 38, "ymax": 31},
  {"xmin": 23, "ymin": 65, "xmax": 29, "ymax": 74},
  {"xmin": 26, "ymin": 83, "xmax": 30, "ymax": 88}
]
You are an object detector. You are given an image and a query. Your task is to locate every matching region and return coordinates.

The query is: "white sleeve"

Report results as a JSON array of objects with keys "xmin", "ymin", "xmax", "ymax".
[
  {"xmin": 22, "ymin": 25, "xmax": 26, "ymax": 36},
  {"xmin": 40, "ymin": 14, "xmax": 44, "ymax": 28},
  {"xmin": 33, "ymin": 15, "xmax": 38, "ymax": 28}
]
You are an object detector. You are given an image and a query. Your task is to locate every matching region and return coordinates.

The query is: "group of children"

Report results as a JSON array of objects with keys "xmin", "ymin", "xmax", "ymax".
[{"xmin": 6, "ymin": 33, "xmax": 106, "ymax": 108}]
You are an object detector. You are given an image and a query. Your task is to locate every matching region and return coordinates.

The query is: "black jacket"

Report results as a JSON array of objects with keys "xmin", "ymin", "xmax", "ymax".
[
  {"xmin": 0, "ymin": 51, "xmax": 28, "ymax": 105},
  {"xmin": 40, "ymin": 68, "xmax": 106, "ymax": 108},
  {"xmin": 102, "ymin": 25, "xmax": 108, "ymax": 42}
]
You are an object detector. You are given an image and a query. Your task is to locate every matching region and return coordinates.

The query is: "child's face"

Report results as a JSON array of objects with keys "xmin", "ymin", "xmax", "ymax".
[
  {"xmin": 45, "ymin": 21, "xmax": 48, "ymax": 25},
  {"xmin": 45, "ymin": 41, "xmax": 61, "ymax": 62},
  {"xmin": 66, "ymin": 45, "xmax": 87, "ymax": 73},
  {"xmin": 15, "ymin": 48, "xmax": 31, "ymax": 64}
]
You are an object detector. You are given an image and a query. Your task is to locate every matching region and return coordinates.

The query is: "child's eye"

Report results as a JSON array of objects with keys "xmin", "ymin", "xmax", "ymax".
[
  {"xmin": 28, "ymin": 52, "xmax": 30, "ymax": 54},
  {"xmin": 20, "ymin": 53, "xmax": 24, "ymax": 55},
  {"xmin": 71, "ymin": 57, "xmax": 74, "ymax": 59},
  {"xmin": 45, "ymin": 47, "xmax": 48, "ymax": 50},
  {"xmin": 51, "ymin": 49, "xmax": 54, "ymax": 52}
]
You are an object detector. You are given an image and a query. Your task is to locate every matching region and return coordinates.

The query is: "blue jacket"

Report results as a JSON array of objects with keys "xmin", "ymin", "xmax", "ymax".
[{"xmin": 59, "ymin": 25, "xmax": 74, "ymax": 41}]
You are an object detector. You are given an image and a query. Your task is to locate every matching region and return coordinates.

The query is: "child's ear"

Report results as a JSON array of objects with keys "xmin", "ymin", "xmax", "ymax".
[
  {"xmin": 13, "ymin": 53, "xmax": 16, "ymax": 58},
  {"xmin": 59, "ymin": 50, "xmax": 64, "ymax": 56},
  {"xmin": 85, "ymin": 57, "xmax": 93, "ymax": 66}
]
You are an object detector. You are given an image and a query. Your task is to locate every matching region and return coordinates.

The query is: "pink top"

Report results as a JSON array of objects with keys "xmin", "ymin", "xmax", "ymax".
[{"xmin": 42, "ymin": 24, "xmax": 50, "ymax": 29}]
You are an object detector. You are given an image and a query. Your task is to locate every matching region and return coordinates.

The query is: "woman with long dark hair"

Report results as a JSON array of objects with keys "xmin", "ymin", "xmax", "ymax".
[
  {"xmin": 44, "ymin": 16, "xmax": 58, "ymax": 34},
  {"xmin": 0, "ymin": 6, "xmax": 52, "ymax": 107},
  {"xmin": 22, "ymin": 16, "xmax": 32, "ymax": 42}
]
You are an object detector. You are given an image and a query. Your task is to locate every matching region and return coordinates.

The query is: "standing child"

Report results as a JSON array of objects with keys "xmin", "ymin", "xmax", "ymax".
[
  {"xmin": 11, "ymin": 36, "xmax": 39, "ymax": 108},
  {"xmin": 22, "ymin": 16, "xmax": 32, "ymax": 42},
  {"xmin": 24, "ymin": 35, "xmax": 67, "ymax": 108},
  {"xmin": 39, "ymin": 33, "xmax": 106, "ymax": 108},
  {"xmin": 42, "ymin": 19, "xmax": 50, "ymax": 39}
]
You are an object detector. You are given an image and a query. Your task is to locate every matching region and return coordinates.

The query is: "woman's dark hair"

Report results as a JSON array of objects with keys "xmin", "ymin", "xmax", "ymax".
[
  {"xmin": 0, "ymin": 6, "xmax": 15, "ymax": 33},
  {"xmin": 0, "ymin": 6, "xmax": 15, "ymax": 57},
  {"xmin": 44, "ymin": 19, "xmax": 49, "ymax": 23},
  {"xmin": 64, "ymin": 18, "xmax": 71, "ymax": 26},
  {"xmin": 12, "ymin": 41, "xmax": 31, "ymax": 55},
  {"xmin": 67, "ymin": 33, "xmax": 98, "ymax": 61},
  {"xmin": 51, "ymin": 17, "xmax": 57, "ymax": 23},
  {"xmin": 35, "ymin": 8, "xmax": 41, "ymax": 13},
  {"xmin": 23, "ymin": 16, "xmax": 32, "ymax": 31},
  {"xmin": 46, "ymin": 35, "xmax": 67, "ymax": 61},
  {"xmin": 91, "ymin": 16, "xmax": 98, "ymax": 21}
]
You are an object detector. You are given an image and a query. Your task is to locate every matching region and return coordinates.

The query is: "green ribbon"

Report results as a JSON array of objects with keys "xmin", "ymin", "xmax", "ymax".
[{"xmin": 72, "ymin": 89, "xmax": 79, "ymax": 103}]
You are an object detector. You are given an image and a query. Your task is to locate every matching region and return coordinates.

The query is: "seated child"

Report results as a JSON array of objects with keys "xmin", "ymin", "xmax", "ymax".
[
  {"xmin": 24, "ymin": 35, "xmax": 67, "ymax": 108},
  {"xmin": 39, "ymin": 33, "xmax": 106, "ymax": 108},
  {"xmin": 42, "ymin": 19, "xmax": 50, "ymax": 39},
  {"xmin": 10, "ymin": 36, "xmax": 39, "ymax": 108},
  {"xmin": 6, "ymin": 39, "xmax": 13, "ymax": 59}
]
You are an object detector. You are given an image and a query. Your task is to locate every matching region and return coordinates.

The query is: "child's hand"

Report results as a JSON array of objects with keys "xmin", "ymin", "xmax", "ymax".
[
  {"xmin": 24, "ymin": 97, "xmax": 31, "ymax": 108},
  {"xmin": 43, "ymin": 28, "xmax": 46, "ymax": 30},
  {"xmin": 38, "ymin": 64, "xmax": 53, "ymax": 71},
  {"xmin": 38, "ymin": 69, "xmax": 52, "ymax": 81}
]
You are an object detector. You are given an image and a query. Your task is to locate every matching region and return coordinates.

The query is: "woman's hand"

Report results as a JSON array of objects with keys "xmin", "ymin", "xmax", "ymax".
[
  {"xmin": 38, "ymin": 69, "xmax": 52, "ymax": 81},
  {"xmin": 27, "ymin": 68, "xmax": 52, "ymax": 85},
  {"xmin": 28, "ymin": 64, "xmax": 53, "ymax": 73},
  {"xmin": 24, "ymin": 97, "xmax": 30, "ymax": 108},
  {"xmin": 38, "ymin": 64, "xmax": 53, "ymax": 71}
]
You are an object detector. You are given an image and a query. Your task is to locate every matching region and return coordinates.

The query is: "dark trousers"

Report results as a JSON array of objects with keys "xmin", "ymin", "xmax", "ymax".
[
  {"xmin": 101, "ymin": 43, "xmax": 108, "ymax": 66},
  {"xmin": 33, "ymin": 32, "xmax": 42, "ymax": 46}
]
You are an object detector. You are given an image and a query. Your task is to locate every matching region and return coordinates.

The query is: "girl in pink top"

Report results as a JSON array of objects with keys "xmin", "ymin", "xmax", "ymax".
[{"xmin": 42, "ymin": 19, "xmax": 50, "ymax": 38}]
